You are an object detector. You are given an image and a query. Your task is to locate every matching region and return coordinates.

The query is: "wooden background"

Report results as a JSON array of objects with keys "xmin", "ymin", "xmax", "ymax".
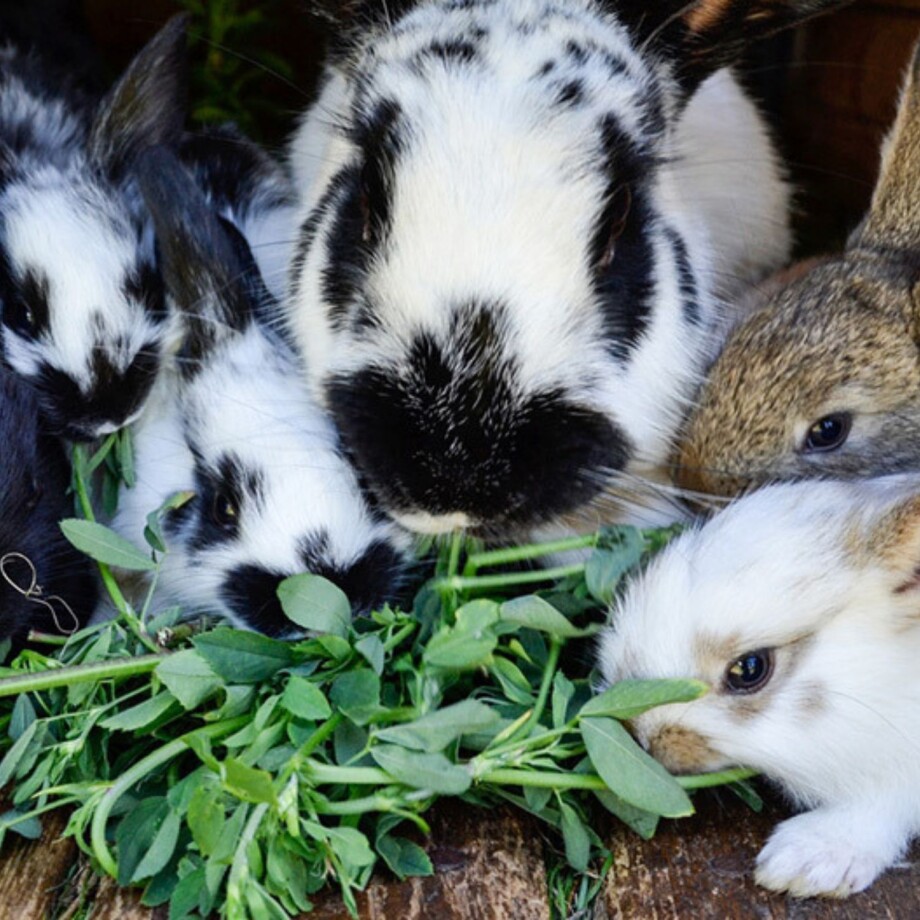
[{"xmin": 5, "ymin": 1, "xmax": 920, "ymax": 917}]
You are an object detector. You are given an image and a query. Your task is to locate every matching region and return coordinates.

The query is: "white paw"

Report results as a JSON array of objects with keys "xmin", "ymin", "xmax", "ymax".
[{"xmin": 754, "ymin": 813, "xmax": 890, "ymax": 898}]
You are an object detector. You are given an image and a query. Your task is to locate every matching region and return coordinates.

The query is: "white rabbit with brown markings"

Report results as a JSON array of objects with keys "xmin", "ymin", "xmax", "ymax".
[
  {"xmin": 285, "ymin": 0, "xmax": 852, "ymax": 539},
  {"xmin": 597, "ymin": 476, "xmax": 920, "ymax": 898}
]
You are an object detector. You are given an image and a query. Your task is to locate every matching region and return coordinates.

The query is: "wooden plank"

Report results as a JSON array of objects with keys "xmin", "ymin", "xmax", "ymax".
[
  {"xmin": 0, "ymin": 809, "xmax": 78, "ymax": 917},
  {"xmin": 602, "ymin": 788, "xmax": 920, "ymax": 920},
  {"xmin": 308, "ymin": 803, "xmax": 551, "ymax": 920}
]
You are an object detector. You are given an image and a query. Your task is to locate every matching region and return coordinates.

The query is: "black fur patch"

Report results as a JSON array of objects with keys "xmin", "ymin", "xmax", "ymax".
[
  {"xmin": 123, "ymin": 260, "xmax": 167, "ymax": 324},
  {"xmin": 591, "ymin": 117, "xmax": 656, "ymax": 360},
  {"xmin": 418, "ymin": 39, "xmax": 479, "ymax": 64},
  {"xmin": 0, "ymin": 252, "xmax": 51, "ymax": 340},
  {"xmin": 0, "ymin": 367, "xmax": 96, "ymax": 641},
  {"xmin": 188, "ymin": 453, "xmax": 263, "ymax": 551},
  {"xmin": 665, "ymin": 227, "xmax": 700, "ymax": 325},
  {"xmin": 223, "ymin": 539, "xmax": 403, "ymax": 635},
  {"xmin": 555, "ymin": 79, "xmax": 586, "ymax": 107},
  {"xmin": 34, "ymin": 342, "xmax": 159, "ymax": 439},
  {"xmin": 326, "ymin": 303, "xmax": 630, "ymax": 532},
  {"xmin": 322, "ymin": 100, "xmax": 404, "ymax": 329}
]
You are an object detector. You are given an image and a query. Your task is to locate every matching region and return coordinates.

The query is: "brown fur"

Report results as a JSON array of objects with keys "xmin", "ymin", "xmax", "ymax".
[
  {"xmin": 646, "ymin": 724, "xmax": 719, "ymax": 773},
  {"xmin": 675, "ymin": 40, "xmax": 920, "ymax": 500}
]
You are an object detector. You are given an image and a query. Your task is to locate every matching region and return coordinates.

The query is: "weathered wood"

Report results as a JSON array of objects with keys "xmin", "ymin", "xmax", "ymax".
[
  {"xmin": 307, "ymin": 803, "xmax": 551, "ymax": 920},
  {"xmin": 0, "ymin": 808, "xmax": 77, "ymax": 918},
  {"xmin": 602, "ymin": 789, "xmax": 920, "ymax": 920}
]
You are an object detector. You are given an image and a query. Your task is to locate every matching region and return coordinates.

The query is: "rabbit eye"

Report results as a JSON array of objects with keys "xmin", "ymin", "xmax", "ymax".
[
  {"xmin": 211, "ymin": 493, "xmax": 239, "ymax": 530},
  {"xmin": 803, "ymin": 413, "xmax": 851, "ymax": 453},
  {"xmin": 724, "ymin": 649, "xmax": 774, "ymax": 694},
  {"xmin": 5, "ymin": 296, "xmax": 37, "ymax": 338}
]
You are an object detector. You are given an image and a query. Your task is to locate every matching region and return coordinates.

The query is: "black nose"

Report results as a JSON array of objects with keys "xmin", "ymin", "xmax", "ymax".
[
  {"xmin": 327, "ymin": 366, "xmax": 630, "ymax": 533},
  {"xmin": 224, "ymin": 543, "xmax": 405, "ymax": 636},
  {"xmin": 34, "ymin": 345, "xmax": 160, "ymax": 440}
]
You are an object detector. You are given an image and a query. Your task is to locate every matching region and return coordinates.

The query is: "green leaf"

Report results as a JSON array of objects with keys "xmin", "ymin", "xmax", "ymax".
[
  {"xmin": 132, "ymin": 809, "xmax": 182, "ymax": 882},
  {"xmin": 377, "ymin": 835, "xmax": 434, "ymax": 879},
  {"xmin": 490, "ymin": 657, "xmax": 534, "ymax": 706},
  {"xmin": 193, "ymin": 628, "xmax": 294, "ymax": 683},
  {"xmin": 552, "ymin": 671, "xmax": 576, "ymax": 728},
  {"xmin": 145, "ymin": 491, "xmax": 195, "ymax": 553},
  {"xmin": 593, "ymin": 789, "xmax": 659, "ymax": 840},
  {"xmin": 559, "ymin": 801, "xmax": 591, "ymax": 872},
  {"xmin": 277, "ymin": 574, "xmax": 351, "ymax": 637},
  {"xmin": 281, "ymin": 676, "xmax": 332, "ymax": 721},
  {"xmin": 355, "ymin": 634, "xmax": 385, "ymax": 675},
  {"xmin": 455, "ymin": 599, "xmax": 501, "ymax": 631},
  {"xmin": 585, "ymin": 538, "xmax": 644, "ymax": 605},
  {"xmin": 116, "ymin": 798, "xmax": 169, "ymax": 886},
  {"xmin": 101, "ymin": 691, "xmax": 179, "ymax": 731},
  {"xmin": 375, "ymin": 700, "xmax": 499, "ymax": 753},
  {"xmin": 0, "ymin": 721, "xmax": 38, "ymax": 787},
  {"xmin": 169, "ymin": 867, "xmax": 206, "ymax": 920},
  {"xmin": 581, "ymin": 717, "xmax": 693, "ymax": 818},
  {"xmin": 188, "ymin": 785, "xmax": 225, "ymax": 857},
  {"xmin": 370, "ymin": 745, "xmax": 471, "ymax": 794},
  {"xmin": 500, "ymin": 595, "xmax": 586, "ymax": 638},
  {"xmin": 222, "ymin": 758, "xmax": 276, "ymax": 805},
  {"xmin": 580, "ymin": 679, "xmax": 708, "ymax": 721},
  {"xmin": 59, "ymin": 519, "xmax": 157, "ymax": 571},
  {"xmin": 156, "ymin": 650, "xmax": 223, "ymax": 710},
  {"xmin": 0, "ymin": 809, "xmax": 41, "ymax": 840},
  {"xmin": 9, "ymin": 693, "xmax": 35, "ymax": 741},
  {"xmin": 325, "ymin": 826, "xmax": 376, "ymax": 869},
  {"xmin": 329, "ymin": 670, "xmax": 380, "ymax": 725}
]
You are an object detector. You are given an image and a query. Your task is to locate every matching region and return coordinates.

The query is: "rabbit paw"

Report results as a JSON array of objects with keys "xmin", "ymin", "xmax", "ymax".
[{"xmin": 755, "ymin": 811, "xmax": 893, "ymax": 898}]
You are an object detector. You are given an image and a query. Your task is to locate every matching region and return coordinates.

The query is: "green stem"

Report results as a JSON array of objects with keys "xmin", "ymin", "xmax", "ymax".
[
  {"xmin": 463, "ymin": 535, "xmax": 597, "ymax": 576},
  {"xmin": 313, "ymin": 794, "xmax": 396, "ymax": 816},
  {"xmin": 0, "ymin": 656, "xmax": 162, "ymax": 697},
  {"xmin": 25, "ymin": 632, "xmax": 70, "ymax": 647},
  {"xmin": 442, "ymin": 564, "xmax": 585, "ymax": 593},
  {"xmin": 90, "ymin": 716, "xmax": 249, "ymax": 876},
  {"xmin": 447, "ymin": 531, "xmax": 464, "ymax": 579},
  {"xmin": 501, "ymin": 638, "xmax": 562, "ymax": 747},
  {"xmin": 71, "ymin": 447, "xmax": 158, "ymax": 654},
  {"xmin": 279, "ymin": 713, "xmax": 344, "ymax": 785},
  {"xmin": 304, "ymin": 761, "xmax": 393, "ymax": 786},
  {"xmin": 382, "ymin": 621, "xmax": 416, "ymax": 653},
  {"xmin": 479, "ymin": 766, "xmax": 758, "ymax": 791},
  {"xmin": 227, "ymin": 802, "xmax": 268, "ymax": 907}
]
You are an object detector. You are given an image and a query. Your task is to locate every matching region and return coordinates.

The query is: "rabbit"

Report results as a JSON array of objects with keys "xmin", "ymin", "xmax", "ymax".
[
  {"xmin": 0, "ymin": 365, "xmax": 97, "ymax": 643},
  {"xmin": 595, "ymin": 474, "xmax": 920, "ymax": 898},
  {"xmin": 0, "ymin": 15, "xmax": 190, "ymax": 441},
  {"xmin": 675, "ymin": 37, "xmax": 920, "ymax": 500},
  {"xmin": 108, "ymin": 146, "xmax": 410, "ymax": 638},
  {"xmin": 283, "ymin": 0, "xmax": 853, "ymax": 539},
  {"xmin": 177, "ymin": 123, "xmax": 298, "ymax": 306}
]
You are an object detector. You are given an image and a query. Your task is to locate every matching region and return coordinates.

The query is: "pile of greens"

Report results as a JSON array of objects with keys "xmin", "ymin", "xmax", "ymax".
[{"xmin": 0, "ymin": 436, "xmax": 756, "ymax": 919}]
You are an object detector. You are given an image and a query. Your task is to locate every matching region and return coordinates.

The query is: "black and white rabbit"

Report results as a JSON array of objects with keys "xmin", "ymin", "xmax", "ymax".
[
  {"xmin": 0, "ymin": 15, "xmax": 188, "ymax": 440},
  {"xmin": 108, "ymin": 146, "xmax": 409, "ymax": 637},
  {"xmin": 0, "ymin": 365, "xmax": 97, "ymax": 642},
  {"xmin": 285, "ymin": 0, "xmax": 851, "ymax": 538}
]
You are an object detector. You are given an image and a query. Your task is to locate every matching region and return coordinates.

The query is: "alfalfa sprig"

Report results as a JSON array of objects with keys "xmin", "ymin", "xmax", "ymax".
[{"xmin": 0, "ymin": 454, "xmax": 755, "ymax": 918}]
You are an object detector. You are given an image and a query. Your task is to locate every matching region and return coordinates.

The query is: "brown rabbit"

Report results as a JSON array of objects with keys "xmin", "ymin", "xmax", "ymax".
[{"xmin": 675, "ymin": 37, "xmax": 920, "ymax": 498}]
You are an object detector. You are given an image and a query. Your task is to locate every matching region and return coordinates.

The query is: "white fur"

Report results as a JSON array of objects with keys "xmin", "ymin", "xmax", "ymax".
[
  {"xmin": 112, "ymin": 298, "xmax": 409, "ymax": 634},
  {"xmin": 285, "ymin": 0, "xmax": 792, "ymax": 534},
  {"xmin": 596, "ymin": 476, "xmax": 920, "ymax": 897}
]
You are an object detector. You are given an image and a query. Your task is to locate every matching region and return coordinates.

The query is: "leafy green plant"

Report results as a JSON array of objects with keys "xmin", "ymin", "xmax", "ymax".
[
  {"xmin": 177, "ymin": 0, "xmax": 295, "ymax": 138},
  {"xmin": 0, "ymin": 439, "xmax": 757, "ymax": 918}
]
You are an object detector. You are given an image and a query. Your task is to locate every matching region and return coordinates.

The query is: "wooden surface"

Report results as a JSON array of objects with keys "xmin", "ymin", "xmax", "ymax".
[{"xmin": 4, "ymin": 789, "xmax": 919, "ymax": 919}]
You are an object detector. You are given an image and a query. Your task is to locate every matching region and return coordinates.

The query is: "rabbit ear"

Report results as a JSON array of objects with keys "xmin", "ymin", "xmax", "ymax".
[
  {"xmin": 851, "ymin": 41, "xmax": 920, "ymax": 258},
  {"xmin": 860, "ymin": 491, "xmax": 920, "ymax": 597},
  {"xmin": 87, "ymin": 14, "xmax": 189, "ymax": 182},
  {"xmin": 135, "ymin": 145, "xmax": 259, "ymax": 370},
  {"xmin": 611, "ymin": 0, "xmax": 853, "ymax": 92}
]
